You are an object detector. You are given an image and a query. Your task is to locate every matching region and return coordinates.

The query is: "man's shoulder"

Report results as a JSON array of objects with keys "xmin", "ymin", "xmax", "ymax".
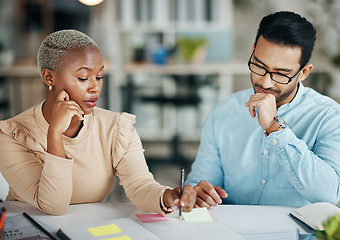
[{"xmin": 302, "ymin": 87, "xmax": 340, "ymax": 113}]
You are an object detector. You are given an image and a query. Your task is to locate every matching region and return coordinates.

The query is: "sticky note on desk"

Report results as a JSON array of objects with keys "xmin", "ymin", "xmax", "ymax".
[
  {"xmin": 182, "ymin": 207, "xmax": 213, "ymax": 223},
  {"xmin": 135, "ymin": 213, "xmax": 169, "ymax": 223},
  {"xmin": 87, "ymin": 223, "xmax": 122, "ymax": 237},
  {"xmin": 103, "ymin": 235, "xmax": 132, "ymax": 240}
]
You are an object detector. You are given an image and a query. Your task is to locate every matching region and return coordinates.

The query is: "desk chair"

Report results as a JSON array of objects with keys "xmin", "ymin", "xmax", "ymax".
[{"xmin": 0, "ymin": 172, "xmax": 9, "ymax": 200}]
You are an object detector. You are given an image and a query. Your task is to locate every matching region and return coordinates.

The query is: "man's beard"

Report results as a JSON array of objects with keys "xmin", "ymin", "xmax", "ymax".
[{"xmin": 251, "ymin": 76, "xmax": 298, "ymax": 104}]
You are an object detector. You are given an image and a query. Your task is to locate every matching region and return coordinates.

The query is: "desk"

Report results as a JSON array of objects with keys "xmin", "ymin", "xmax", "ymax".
[{"xmin": 4, "ymin": 201, "xmax": 315, "ymax": 240}]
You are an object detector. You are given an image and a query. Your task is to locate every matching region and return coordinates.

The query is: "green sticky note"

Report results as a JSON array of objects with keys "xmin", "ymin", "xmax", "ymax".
[{"xmin": 182, "ymin": 207, "xmax": 213, "ymax": 223}]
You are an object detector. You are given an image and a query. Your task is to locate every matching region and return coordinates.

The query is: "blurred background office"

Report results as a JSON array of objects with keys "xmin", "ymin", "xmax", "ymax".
[{"xmin": 0, "ymin": 0, "xmax": 340, "ymax": 202}]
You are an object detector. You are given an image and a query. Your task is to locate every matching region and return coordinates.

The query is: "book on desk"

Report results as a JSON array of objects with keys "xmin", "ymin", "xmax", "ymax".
[{"xmin": 290, "ymin": 201, "xmax": 340, "ymax": 231}]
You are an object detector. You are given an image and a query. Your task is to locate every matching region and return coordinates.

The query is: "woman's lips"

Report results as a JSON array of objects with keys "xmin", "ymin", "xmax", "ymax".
[{"xmin": 84, "ymin": 98, "xmax": 98, "ymax": 107}]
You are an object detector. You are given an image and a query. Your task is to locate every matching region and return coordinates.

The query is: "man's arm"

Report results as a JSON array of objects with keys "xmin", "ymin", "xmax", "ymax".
[
  {"xmin": 246, "ymin": 92, "xmax": 340, "ymax": 204},
  {"xmin": 268, "ymin": 122, "xmax": 340, "ymax": 204},
  {"xmin": 185, "ymin": 107, "xmax": 228, "ymax": 208}
]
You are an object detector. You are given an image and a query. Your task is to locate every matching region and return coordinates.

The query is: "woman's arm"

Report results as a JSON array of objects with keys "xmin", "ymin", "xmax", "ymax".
[
  {"xmin": 0, "ymin": 129, "xmax": 74, "ymax": 215},
  {"xmin": 113, "ymin": 114, "xmax": 195, "ymax": 214},
  {"xmin": 47, "ymin": 91, "xmax": 83, "ymax": 158}
]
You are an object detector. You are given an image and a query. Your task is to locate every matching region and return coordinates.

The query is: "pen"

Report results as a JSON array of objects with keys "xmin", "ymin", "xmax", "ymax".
[
  {"xmin": 179, "ymin": 167, "xmax": 184, "ymax": 220},
  {"xmin": 23, "ymin": 212, "xmax": 58, "ymax": 240},
  {"xmin": 0, "ymin": 207, "xmax": 6, "ymax": 231}
]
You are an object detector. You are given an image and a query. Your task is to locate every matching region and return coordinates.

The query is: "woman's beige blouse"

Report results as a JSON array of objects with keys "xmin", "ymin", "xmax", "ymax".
[{"xmin": 0, "ymin": 102, "xmax": 167, "ymax": 215}]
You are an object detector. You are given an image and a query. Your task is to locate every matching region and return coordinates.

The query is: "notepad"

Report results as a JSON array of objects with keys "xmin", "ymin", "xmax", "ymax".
[
  {"xmin": 141, "ymin": 216, "xmax": 246, "ymax": 240},
  {"xmin": 3, "ymin": 213, "xmax": 58, "ymax": 239},
  {"xmin": 290, "ymin": 202, "xmax": 340, "ymax": 230},
  {"xmin": 57, "ymin": 218, "xmax": 161, "ymax": 240},
  {"xmin": 182, "ymin": 207, "xmax": 213, "ymax": 223}
]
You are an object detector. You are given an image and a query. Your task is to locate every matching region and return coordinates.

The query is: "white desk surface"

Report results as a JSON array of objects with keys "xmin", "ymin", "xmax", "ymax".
[{"xmin": 3, "ymin": 201, "xmax": 314, "ymax": 239}]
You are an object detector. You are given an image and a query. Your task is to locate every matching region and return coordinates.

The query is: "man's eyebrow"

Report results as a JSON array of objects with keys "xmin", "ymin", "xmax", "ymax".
[
  {"xmin": 253, "ymin": 54, "xmax": 267, "ymax": 67},
  {"xmin": 253, "ymin": 54, "xmax": 293, "ymax": 73}
]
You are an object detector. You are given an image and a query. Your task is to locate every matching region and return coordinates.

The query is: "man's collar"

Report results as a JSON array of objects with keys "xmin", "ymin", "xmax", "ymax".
[{"xmin": 278, "ymin": 81, "xmax": 305, "ymax": 111}]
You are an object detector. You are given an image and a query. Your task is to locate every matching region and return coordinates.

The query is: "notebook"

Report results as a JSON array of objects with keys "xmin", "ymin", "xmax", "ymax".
[
  {"xmin": 57, "ymin": 217, "xmax": 161, "ymax": 240},
  {"xmin": 2, "ymin": 213, "xmax": 58, "ymax": 239},
  {"xmin": 290, "ymin": 202, "xmax": 340, "ymax": 230}
]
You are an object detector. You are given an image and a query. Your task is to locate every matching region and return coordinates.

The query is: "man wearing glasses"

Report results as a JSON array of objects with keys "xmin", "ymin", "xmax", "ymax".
[{"xmin": 185, "ymin": 11, "xmax": 340, "ymax": 208}]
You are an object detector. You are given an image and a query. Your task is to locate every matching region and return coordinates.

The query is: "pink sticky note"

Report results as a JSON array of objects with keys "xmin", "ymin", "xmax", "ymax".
[{"xmin": 135, "ymin": 213, "xmax": 169, "ymax": 223}]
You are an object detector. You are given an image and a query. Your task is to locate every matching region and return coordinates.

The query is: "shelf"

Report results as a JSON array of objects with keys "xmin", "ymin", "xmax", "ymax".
[{"xmin": 125, "ymin": 62, "xmax": 249, "ymax": 75}]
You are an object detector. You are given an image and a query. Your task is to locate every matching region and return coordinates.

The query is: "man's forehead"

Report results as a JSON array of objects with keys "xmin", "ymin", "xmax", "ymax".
[{"xmin": 254, "ymin": 37, "xmax": 301, "ymax": 69}]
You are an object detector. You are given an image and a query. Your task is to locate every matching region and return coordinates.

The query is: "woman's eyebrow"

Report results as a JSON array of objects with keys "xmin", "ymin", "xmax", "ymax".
[
  {"xmin": 76, "ymin": 67, "xmax": 91, "ymax": 72},
  {"xmin": 76, "ymin": 65, "xmax": 104, "ymax": 72}
]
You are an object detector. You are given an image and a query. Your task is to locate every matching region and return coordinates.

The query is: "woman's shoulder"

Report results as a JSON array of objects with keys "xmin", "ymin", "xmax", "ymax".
[
  {"xmin": 0, "ymin": 106, "xmax": 39, "ymax": 147},
  {"xmin": 0, "ymin": 106, "xmax": 36, "ymax": 134}
]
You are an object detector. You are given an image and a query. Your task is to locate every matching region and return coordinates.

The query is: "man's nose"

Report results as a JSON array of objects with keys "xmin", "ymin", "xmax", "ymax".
[{"xmin": 261, "ymin": 72, "xmax": 275, "ymax": 89}]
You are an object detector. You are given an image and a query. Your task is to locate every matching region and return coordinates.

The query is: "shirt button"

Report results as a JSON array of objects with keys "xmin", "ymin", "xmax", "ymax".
[
  {"xmin": 272, "ymin": 139, "xmax": 277, "ymax": 144},
  {"xmin": 261, "ymin": 179, "xmax": 266, "ymax": 184},
  {"xmin": 263, "ymin": 150, "xmax": 268, "ymax": 155}
]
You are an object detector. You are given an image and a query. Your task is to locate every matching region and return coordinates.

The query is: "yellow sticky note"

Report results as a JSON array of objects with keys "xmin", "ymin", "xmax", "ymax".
[
  {"xmin": 87, "ymin": 223, "xmax": 122, "ymax": 237},
  {"xmin": 181, "ymin": 207, "xmax": 213, "ymax": 223},
  {"xmin": 100, "ymin": 235, "xmax": 132, "ymax": 240}
]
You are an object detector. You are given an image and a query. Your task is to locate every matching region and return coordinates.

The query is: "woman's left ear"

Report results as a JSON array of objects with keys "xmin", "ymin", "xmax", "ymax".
[
  {"xmin": 299, "ymin": 64, "xmax": 313, "ymax": 82},
  {"xmin": 42, "ymin": 69, "xmax": 54, "ymax": 88}
]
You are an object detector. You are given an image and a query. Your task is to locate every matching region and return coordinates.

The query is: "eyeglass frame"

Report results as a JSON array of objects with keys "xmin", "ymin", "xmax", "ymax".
[{"xmin": 248, "ymin": 49, "xmax": 304, "ymax": 85}]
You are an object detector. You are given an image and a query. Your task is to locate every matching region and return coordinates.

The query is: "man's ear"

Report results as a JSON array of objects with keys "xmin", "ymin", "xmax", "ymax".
[
  {"xmin": 42, "ymin": 69, "xmax": 54, "ymax": 87},
  {"xmin": 299, "ymin": 64, "xmax": 313, "ymax": 82}
]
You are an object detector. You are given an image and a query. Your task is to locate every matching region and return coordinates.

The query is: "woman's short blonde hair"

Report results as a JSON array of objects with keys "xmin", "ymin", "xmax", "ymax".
[{"xmin": 37, "ymin": 29, "xmax": 97, "ymax": 76}]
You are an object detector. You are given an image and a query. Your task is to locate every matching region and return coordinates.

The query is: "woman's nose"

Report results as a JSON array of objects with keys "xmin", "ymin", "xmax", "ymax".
[{"xmin": 89, "ymin": 78, "xmax": 100, "ymax": 92}]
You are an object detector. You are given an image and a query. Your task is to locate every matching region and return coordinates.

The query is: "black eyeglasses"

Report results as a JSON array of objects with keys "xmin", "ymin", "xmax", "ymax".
[{"xmin": 248, "ymin": 50, "xmax": 303, "ymax": 85}]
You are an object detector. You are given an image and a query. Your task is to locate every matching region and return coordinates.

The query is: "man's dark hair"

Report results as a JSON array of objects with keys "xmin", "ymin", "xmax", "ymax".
[{"xmin": 254, "ymin": 11, "xmax": 316, "ymax": 68}]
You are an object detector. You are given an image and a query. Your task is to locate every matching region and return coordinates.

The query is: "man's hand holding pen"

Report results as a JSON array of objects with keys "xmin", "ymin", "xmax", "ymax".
[{"xmin": 163, "ymin": 186, "xmax": 196, "ymax": 212}]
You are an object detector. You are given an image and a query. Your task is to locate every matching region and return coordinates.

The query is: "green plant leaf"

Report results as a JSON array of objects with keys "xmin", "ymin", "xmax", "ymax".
[{"xmin": 177, "ymin": 37, "xmax": 207, "ymax": 62}]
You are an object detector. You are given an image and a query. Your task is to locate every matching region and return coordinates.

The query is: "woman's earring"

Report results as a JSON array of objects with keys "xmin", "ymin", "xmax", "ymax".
[{"xmin": 49, "ymin": 85, "xmax": 52, "ymax": 91}]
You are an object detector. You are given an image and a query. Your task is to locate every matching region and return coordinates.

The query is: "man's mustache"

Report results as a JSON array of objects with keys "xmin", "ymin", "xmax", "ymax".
[{"xmin": 254, "ymin": 84, "xmax": 280, "ymax": 94}]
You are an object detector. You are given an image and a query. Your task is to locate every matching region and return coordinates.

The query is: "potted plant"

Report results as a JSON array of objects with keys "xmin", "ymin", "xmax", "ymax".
[
  {"xmin": 177, "ymin": 37, "xmax": 208, "ymax": 64},
  {"xmin": 316, "ymin": 214, "xmax": 340, "ymax": 240}
]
